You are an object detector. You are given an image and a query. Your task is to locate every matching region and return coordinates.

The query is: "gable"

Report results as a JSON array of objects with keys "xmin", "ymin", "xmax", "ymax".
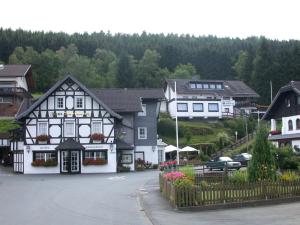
[{"xmin": 16, "ymin": 75, "xmax": 122, "ymax": 120}]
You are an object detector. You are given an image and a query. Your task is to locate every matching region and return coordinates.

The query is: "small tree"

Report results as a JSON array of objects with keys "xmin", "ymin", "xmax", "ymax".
[
  {"xmin": 248, "ymin": 124, "xmax": 276, "ymax": 182},
  {"xmin": 216, "ymin": 132, "xmax": 231, "ymax": 149}
]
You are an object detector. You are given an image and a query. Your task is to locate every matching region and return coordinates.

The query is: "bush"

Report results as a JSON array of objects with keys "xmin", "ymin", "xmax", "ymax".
[
  {"xmin": 248, "ymin": 124, "xmax": 276, "ymax": 182},
  {"xmin": 163, "ymin": 171, "xmax": 185, "ymax": 181},
  {"xmin": 178, "ymin": 165, "xmax": 194, "ymax": 181},
  {"xmin": 199, "ymin": 180, "xmax": 209, "ymax": 189},
  {"xmin": 215, "ymin": 132, "xmax": 232, "ymax": 149},
  {"xmin": 280, "ymin": 171, "xmax": 300, "ymax": 181},
  {"xmin": 173, "ymin": 177, "xmax": 193, "ymax": 188},
  {"xmin": 229, "ymin": 170, "xmax": 248, "ymax": 184},
  {"xmin": 198, "ymin": 153, "xmax": 210, "ymax": 162},
  {"xmin": 157, "ymin": 118, "xmax": 184, "ymax": 138},
  {"xmin": 276, "ymin": 147, "xmax": 299, "ymax": 170}
]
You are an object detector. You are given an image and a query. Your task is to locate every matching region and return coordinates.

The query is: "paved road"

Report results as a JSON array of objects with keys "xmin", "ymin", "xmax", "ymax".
[
  {"xmin": 1, "ymin": 168, "xmax": 300, "ymax": 225},
  {"xmin": 0, "ymin": 169, "xmax": 156, "ymax": 225}
]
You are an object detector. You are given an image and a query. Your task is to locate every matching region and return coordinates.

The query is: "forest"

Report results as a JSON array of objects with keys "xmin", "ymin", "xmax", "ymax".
[{"xmin": 1, "ymin": 28, "xmax": 300, "ymax": 103}]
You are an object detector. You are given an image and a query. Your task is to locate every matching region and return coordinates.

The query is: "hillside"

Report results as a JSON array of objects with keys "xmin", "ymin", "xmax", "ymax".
[
  {"xmin": 1, "ymin": 28, "xmax": 300, "ymax": 103},
  {"xmin": 158, "ymin": 114, "xmax": 256, "ymax": 157}
]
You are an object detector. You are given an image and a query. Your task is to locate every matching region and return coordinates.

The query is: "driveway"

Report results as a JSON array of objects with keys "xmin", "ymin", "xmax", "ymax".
[{"xmin": 1, "ymin": 169, "xmax": 300, "ymax": 225}]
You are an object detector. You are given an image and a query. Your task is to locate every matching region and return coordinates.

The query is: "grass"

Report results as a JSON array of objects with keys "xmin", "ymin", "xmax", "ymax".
[
  {"xmin": 224, "ymin": 139, "xmax": 254, "ymax": 157},
  {"xmin": 0, "ymin": 119, "xmax": 19, "ymax": 133},
  {"xmin": 31, "ymin": 92, "xmax": 43, "ymax": 99}
]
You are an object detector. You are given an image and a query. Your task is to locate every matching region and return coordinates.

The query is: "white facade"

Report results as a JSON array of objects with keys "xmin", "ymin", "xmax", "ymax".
[
  {"xmin": 135, "ymin": 146, "xmax": 159, "ymax": 164},
  {"xmin": 164, "ymin": 84, "xmax": 235, "ymax": 119},
  {"xmin": 12, "ymin": 76, "xmax": 118, "ymax": 174}
]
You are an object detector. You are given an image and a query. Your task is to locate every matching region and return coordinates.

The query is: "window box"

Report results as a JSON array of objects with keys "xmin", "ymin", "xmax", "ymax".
[
  {"xmin": 36, "ymin": 135, "xmax": 50, "ymax": 144},
  {"xmin": 135, "ymin": 158, "xmax": 145, "ymax": 171},
  {"xmin": 31, "ymin": 159, "xmax": 58, "ymax": 167},
  {"xmin": 270, "ymin": 130, "xmax": 281, "ymax": 135},
  {"xmin": 91, "ymin": 133, "xmax": 105, "ymax": 143},
  {"xmin": 83, "ymin": 158, "xmax": 107, "ymax": 166}
]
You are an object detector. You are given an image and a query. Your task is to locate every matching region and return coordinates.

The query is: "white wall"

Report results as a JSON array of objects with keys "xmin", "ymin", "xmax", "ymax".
[
  {"xmin": 135, "ymin": 146, "xmax": 158, "ymax": 165},
  {"xmin": 168, "ymin": 100, "xmax": 222, "ymax": 119},
  {"xmin": 282, "ymin": 115, "xmax": 300, "ymax": 135}
]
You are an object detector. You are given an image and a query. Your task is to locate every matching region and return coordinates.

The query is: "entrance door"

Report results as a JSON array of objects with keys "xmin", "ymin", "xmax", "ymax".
[{"xmin": 61, "ymin": 150, "xmax": 81, "ymax": 174}]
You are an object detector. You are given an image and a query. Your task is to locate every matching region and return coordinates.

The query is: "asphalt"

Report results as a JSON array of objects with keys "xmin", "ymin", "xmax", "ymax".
[{"xmin": 1, "ymin": 168, "xmax": 300, "ymax": 225}]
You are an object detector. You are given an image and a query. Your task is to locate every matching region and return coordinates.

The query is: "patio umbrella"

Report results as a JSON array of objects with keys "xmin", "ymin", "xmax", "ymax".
[
  {"xmin": 164, "ymin": 145, "xmax": 178, "ymax": 153},
  {"xmin": 180, "ymin": 146, "xmax": 200, "ymax": 153}
]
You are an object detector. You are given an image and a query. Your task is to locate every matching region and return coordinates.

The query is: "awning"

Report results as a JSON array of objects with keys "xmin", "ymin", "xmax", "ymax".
[
  {"xmin": 180, "ymin": 146, "xmax": 200, "ymax": 152},
  {"xmin": 164, "ymin": 145, "xmax": 179, "ymax": 153},
  {"xmin": 116, "ymin": 139, "xmax": 134, "ymax": 150},
  {"xmin": 55, "ymin": 138, "xmax": 85, "ymax": 150}
]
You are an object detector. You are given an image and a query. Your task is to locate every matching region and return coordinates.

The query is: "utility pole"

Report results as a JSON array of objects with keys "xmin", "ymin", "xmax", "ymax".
[
  {"xmin": 175, "ymin": 81, "xmax": 180, "ymax": 165},
  {"xmin": 270, "ymin": 80, "xmax": 273, "ymax": 104}
]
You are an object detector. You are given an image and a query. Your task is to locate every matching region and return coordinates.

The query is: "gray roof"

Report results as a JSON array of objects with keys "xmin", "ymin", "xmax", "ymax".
[
  {"xmin": 55, "ymin": 138, "xmax": 85, "ymax": 150},
  {"xmin": 116, "ymin": 139, "xmax": 134, "ymax": 150},
  {"xmin": 263, "ymin": 81, "xmax": 300, "ymax": 120},
  {"xmin": 268, "ymin": 133, "xmax": 300, "ymax": 141},
  {"xmin": 0, "ymin": 65, "xmax": 31, "ymax": 77},
  {"xmin": 16, "ymin": 75, "xmax": 122, "ymax": 120},
  {"xmin": 91, "ymin": 88, "xmax": 165, "ymax": 113},
  {"xmin": 165, "ymin": 79, "xmax": 259, "ymax": 98}
]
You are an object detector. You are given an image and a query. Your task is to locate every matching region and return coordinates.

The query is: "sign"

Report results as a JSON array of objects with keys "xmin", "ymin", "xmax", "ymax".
[
  {"xmin": 85, "ymin": 145, "xmax": 108, "ymax": 150},
  {"xmin": 222, "ymin": 100, "xmax": 235, "ymax": 106}
]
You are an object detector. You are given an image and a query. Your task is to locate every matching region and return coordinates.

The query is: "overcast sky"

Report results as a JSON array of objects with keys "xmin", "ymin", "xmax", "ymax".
[{"xmin": 1, "ymin": 0, "xmax": 299, "ymax": 40}]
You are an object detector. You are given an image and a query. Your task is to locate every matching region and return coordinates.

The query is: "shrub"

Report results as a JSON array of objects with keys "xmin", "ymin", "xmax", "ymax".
[
  {"xmin": 216, "ymin": 132, "xmax": 232, "ymax": 149},
  {"xmin": 198, "ymin": 153, "xmax": 210, "ymax": 162},
  {"xmin": 199, "ymin": 180, "xmax": 209, "ymax": 189},
  {"xmin": 248, "ymin": 124, "xmax": 276, "ymax": 182},
  {"xmin": 280, "ymin": 171, "xmax": 300, "ymax": 182},
  {"xmin": 173, "ymin": 177, "xmax": 193, "ymax": 188},
  {"xmin": 157, "ymin": 118, "xmax": 184, "ymax": 138},
  {"xmin": 276, "ymin": 147, "xmax": 298, "ymax": 170},
  {"xmin": 229, "ymin": 170, "xmax": 248, "ymax": 184},
  {"xmin": 178, "ymin": 165, "xmax": 195, "ymax": 181}
]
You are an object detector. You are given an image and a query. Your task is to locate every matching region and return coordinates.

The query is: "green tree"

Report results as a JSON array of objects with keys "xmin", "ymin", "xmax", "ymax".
[
  {"xmin": 233, "ymin": 48, "xmax": 254, "ymax": 83},
  {"xmin": 216, "ymin": 132, "xmax": 231, "ymax": 149},
  {"xmin": 248, "ymin": 125, "xmax": 276, "ymax": 182},
  {"xmin": 116, "ymin": 52, "xmax": 136, "ymax": 88},
  {"xmin": 171, "ymin": 63, "xmax": 198, "ymax": 79}
]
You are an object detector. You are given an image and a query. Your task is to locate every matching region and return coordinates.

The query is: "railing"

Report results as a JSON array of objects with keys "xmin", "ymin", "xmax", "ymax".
[
  {"xmin": 211, "ymin": 133, "xmax": 254, "ymax": 158},
  {"xmin": 0, "ymin": 87, "xmax": 27, "ymax": 94},
  {"xmin": 160, "ymin": 173, "xmax": 300, "ymax": 209}
]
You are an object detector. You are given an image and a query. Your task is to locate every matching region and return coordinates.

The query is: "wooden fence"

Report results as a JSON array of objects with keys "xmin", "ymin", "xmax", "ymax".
[{"xmin": 159, "ymin": 174, "xmax": 300, "ymax": 209}]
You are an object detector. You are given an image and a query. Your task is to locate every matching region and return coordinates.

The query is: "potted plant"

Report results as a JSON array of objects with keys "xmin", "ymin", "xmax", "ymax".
[
  {"xmin": 83, "ymin": 158, "xmax": 107, "ymax": 166},
  {"xmin": 36, "ymin": 135, "xmax": 50, "ymax": 144},
  {"xmin": 135, "ymin": 158, "xmax": 145, "ymax": 171},
  {"xmin": 91, "ymin": 133, "xmax": 105, "ymax": 143},
  {"xmin": 31, "ymin": 159, "xmax": 58, "ymax": 167}
]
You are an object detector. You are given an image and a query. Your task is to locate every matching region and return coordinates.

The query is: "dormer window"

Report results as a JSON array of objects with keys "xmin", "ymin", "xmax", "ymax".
[
  {"xmin": 210, "ymin": 84, "xmax": 216, "ymax": 89},
  {"xmin": 196, "ymin": 83, "xmax": 202, "ymax": 89},
  {"xmin": 216, "ymin": 84, "xmax": 222, "ymax": 89},
  {"xmin": 190, "ymin": 83, "xmax": 196, "ymax": 89},
  {"xmin": 203, "ymin": 84, "xmax": 209, "ymax": 89}
]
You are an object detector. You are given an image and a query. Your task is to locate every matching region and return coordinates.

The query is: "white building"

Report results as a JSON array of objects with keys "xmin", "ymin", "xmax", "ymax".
[
  {"xmin": 11, "ymin": 75, "xmax": 164, "ymax": 174},
  {"xmin": 161, "ymin": 79, "xmax": 259, "ymax": 119},
  {"xmin": 263, "ymin": 81, "xmax": 300, "ymax": 154}
]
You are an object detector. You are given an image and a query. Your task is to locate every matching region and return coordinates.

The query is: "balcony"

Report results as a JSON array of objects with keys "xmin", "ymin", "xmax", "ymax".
[{"xmin": 0, "ymin": 87, "xmax": 27, "ymax": 95}]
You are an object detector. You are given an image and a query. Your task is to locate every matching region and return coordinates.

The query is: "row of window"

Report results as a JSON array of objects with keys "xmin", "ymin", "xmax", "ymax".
[
  {"xmin": 177, "ymin": 103, "xmax": 219, "ymax": 112},
  {"xmin": 189, "ymin": 82, "xmax": 223, "ymax": 90},
  {"xmin": 37, "ymin": 121, "xmax": 102, "ymax": 137},
  {"xmin": 56, "ymin": 96, "xmax": 84, "ymax": 109},
  {"xmin": 33, "ymin": 150, "xmax": 107, "ymax": 162},
  {"xmin": 288, "ymin": 119, "xmax": 300, "ymax": 131},
  {"xmin": 285, "ymin": 96, "xmax": 300, "ymax": 108}
]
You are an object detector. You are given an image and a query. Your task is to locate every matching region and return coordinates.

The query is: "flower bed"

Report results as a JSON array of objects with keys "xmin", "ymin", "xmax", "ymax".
[
  {"xmin": 160, "ymin": 171, "xmax": 300, "ymax": 209},
  {"xmin": 159, "ymin": 161, "xmax": 177, "ymax": 171},
  {"xmin": 269, "ymin": 130, "xmax": 281, "ymax": 135},
  {"xmin": 31, "ymin": 159, "xmax": 57, "ymax": 167},
  {"xmin": 83, "ymin": 158, "xmax": 107, "ymax": 166}
]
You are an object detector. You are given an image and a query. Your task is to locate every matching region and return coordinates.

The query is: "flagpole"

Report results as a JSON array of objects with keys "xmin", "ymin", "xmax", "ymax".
[{"xmin": 175, "ymin": 81, "xmax": 179, "ymax": 165}]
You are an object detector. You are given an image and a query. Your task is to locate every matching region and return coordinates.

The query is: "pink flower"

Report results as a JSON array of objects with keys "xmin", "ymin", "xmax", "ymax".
[{"xmin": 163, "ymin": 171, "xmax": 185, "ymax": 181}]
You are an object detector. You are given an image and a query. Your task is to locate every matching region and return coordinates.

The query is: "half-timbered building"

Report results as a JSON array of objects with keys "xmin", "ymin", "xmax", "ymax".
[
  {"xmin": 11, "ymin": 75, "xmax": 164, "ymax": 174},
  {"xmin": 263, "ymin": 81, "xmax": 300, "ymax": 154}
]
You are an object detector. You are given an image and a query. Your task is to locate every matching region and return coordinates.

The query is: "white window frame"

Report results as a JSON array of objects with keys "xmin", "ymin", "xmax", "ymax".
[
  {"xmin": 91, "ymin": 121, "xmax": 103, "ymax": 134},
  {"xmin": 37, "ymin": 122, "xmax": 48, "ymax": 136},
  {"xmin": 193, "ymin": 103, "xmax": 204, "ymax": 112},
  {"xmin": 56, "ymin": 96, "xmax": 65, "ymax": 109},
  {"xmin": 138, "ymin": 104, "xmax": 147, "ymax": 116},
  {"xmin": 138, "ymin": 127, "xmax": 147, "ymax": 140},
  {"xmin": 64, "ymin": 120, "xmax": 75, "ymax": 137},
  {"xmin": 75, "ymin": 96, "xmax": 84, "ymax": 109},
  {"xmin": 208, "ymin": 103, "xmax": 219, "ymax": 112}
]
